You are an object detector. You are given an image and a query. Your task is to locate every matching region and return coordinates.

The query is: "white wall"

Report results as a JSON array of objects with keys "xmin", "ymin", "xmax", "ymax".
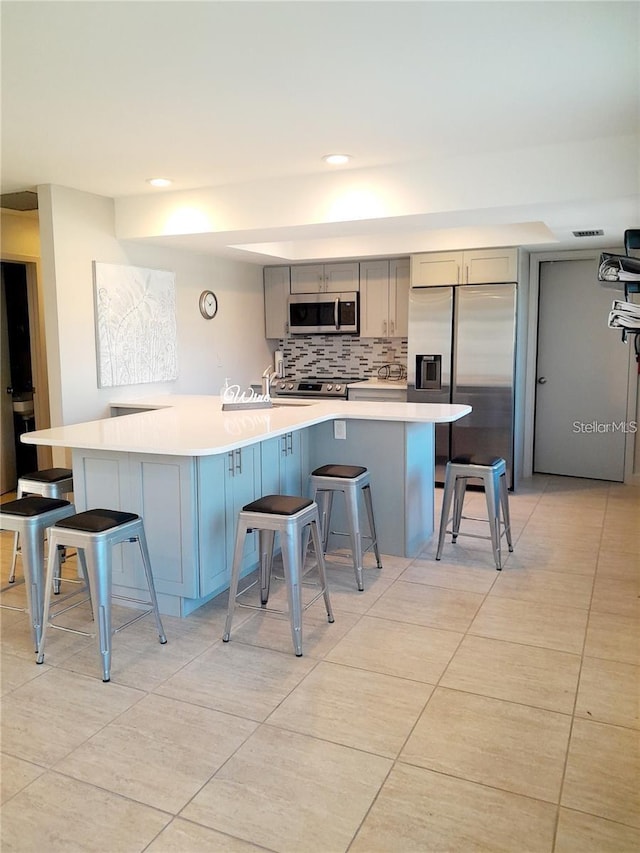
[{"xmin": 37, "ymin": 185, "xmax": 272, "ymax": 433}]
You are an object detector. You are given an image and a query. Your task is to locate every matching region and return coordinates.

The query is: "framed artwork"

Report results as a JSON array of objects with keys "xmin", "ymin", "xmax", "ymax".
[{"xmin": 93, "ymin": 262, "xmax": 178, "ymax": 388}]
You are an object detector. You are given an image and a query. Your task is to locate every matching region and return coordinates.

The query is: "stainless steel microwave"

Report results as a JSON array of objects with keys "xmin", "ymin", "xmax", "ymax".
[{"xmin": 288, "ymin": 291, "xmax": 359, "ymax": 335}]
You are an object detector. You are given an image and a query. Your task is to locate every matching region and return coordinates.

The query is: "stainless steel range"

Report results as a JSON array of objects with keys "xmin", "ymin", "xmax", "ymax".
[{"xmin": 270, "ymin": 377, "xmax": 364, "ymax": 399}]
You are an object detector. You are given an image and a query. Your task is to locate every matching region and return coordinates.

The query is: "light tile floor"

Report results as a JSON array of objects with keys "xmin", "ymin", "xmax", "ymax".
[{"xmin": 1, "ymin": 475, "xmax": 639, "ymax": 852}]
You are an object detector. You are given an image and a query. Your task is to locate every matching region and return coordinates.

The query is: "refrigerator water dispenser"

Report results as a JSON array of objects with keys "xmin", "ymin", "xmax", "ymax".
[{"xmin": 416, "ymin": 354, "xmax": 442, "ymax": 390}]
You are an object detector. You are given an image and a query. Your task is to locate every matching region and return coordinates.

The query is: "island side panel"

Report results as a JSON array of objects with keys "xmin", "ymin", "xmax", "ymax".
[
  {"xmin": 306, "ymin": 419, "xmax": 435, "ymax": 558},
  {"xmin": 72, "ymin": 448, "xmax": 200, "ymax": 615},
  {"xmin": 405, "ymin": 421, "xmax": 435, "ymax": 555}
]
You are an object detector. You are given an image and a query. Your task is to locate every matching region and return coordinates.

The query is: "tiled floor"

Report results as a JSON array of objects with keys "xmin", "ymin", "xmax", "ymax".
[{"xmin": 1, "ymin": 475, "xmax": 639, "ymax": 852}]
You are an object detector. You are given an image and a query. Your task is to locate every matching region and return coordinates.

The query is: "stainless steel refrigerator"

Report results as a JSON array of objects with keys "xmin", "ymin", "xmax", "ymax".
[{"xmin": 407, "ymin": 283, "xmax": 517, "ymax": 488}]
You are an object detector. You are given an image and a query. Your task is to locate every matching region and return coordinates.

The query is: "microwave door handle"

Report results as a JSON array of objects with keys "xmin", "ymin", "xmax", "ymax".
[{"xmin": 334, "ymin": 297, "xmax": 340, "ymax": 330}]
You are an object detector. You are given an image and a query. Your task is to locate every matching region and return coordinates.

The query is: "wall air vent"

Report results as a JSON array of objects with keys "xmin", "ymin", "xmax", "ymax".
[{"xmin": 572, "ymin": 229, "xmax": 603, "ymax": 238}]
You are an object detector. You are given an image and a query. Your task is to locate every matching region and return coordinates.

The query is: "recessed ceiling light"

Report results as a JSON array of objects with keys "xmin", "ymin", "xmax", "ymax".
[
  {"xmin": 147, "ymin": 177, "xmax": 172, "ymax": 187},
  {"xmin": 322, "ymin": 154, "xmax": 351, "ymax": 166}
]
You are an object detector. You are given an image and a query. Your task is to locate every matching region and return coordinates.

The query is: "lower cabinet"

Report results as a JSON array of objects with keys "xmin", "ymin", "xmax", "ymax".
[
  {"xmin": 198, "ymin": 446, "xmax": 261, "ymax": 599},
  {"xmin": 261, "ymin": 431, "xmax": 305, "ymax": 497}
]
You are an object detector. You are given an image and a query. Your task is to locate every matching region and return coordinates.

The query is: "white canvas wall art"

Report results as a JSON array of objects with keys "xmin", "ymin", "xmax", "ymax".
[{"xmin": 93, "ymin": 262, "xmax": 178, "ymax": 387}]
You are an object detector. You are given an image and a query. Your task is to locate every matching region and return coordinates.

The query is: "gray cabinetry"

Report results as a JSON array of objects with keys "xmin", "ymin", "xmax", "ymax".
[
  {"xmin": 411, "ymin": 248, "xmax": 518, "ymax": 287},
  {"xmin": 290, "ymin": 262, "xmax": 359, "ymax": 294},
  {"xmin": 264, "ymin": 265, "xmax": 290, "ymax": 339},
  {"xmin": 360, "ymin": 258, "xmax": 409, "ymax": 337},
  {"xmin": 261, "ymin": 430, "xmax": 306, "ymax": 497}
]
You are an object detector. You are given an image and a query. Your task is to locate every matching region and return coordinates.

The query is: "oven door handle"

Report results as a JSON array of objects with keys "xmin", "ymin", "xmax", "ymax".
[{"xmin": 334, "ymin": 297, "xmax": 340, "ymax": 330}]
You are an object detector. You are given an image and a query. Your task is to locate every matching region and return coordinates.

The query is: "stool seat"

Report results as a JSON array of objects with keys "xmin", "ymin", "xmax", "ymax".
[
  {"xmin": 0, "ymin": 497, "xmax": 76, "ymax": 650},
  {"xmin": 19, "ymin": 468, "xmax": 73, "ymax": 485},
  {"xmin": 36, "ymin": 509, "xmax": 167, "ymax": 681},
  {"xmin": 450, "ymin": 455, "xmax": 503, "ymax": 468},
  {"xmin": 309, "ymin": 464, "xmax": 381, "ymax": 591},
  {"xmin": 10, "ymin": 468, "xmax": 75, "ymax": 585},
  {"xmin": 1, "ymin": 496, "xmax": 71, "ymax": 517},
  {"xmin": 311, "ymin": 464, "xmax": 367, "ymax": 479},
  {"xmin": 243, "ymin": 495, "xmax": 313, "ymax": 515},
  {"xmin": 54, "ymin": 508, "xmax": 139, "ymax": 532},
  {"xmin": 223, "ymin": 495, "xmax": 333, "ymax": 656},
  {"xmin": 436, "ymin": 456, "xmax": 512, "ymax": 570}
]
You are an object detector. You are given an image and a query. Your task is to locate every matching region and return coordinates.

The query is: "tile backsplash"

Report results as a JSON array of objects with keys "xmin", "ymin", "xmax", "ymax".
[{"xmin": 279, "ymin": 336, "xmax": 407, "ymax": 379}]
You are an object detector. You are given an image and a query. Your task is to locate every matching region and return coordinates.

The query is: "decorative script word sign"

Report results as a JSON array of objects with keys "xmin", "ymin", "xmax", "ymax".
[{"xmin": 221, "ymin": 384, "xmax": 273, "ymax": 411}]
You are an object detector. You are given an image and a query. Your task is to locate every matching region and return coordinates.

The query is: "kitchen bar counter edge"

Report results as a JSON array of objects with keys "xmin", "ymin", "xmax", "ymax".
[{"xmin": 22, "ymin": 395, "xmax": 470, "ymax": 456}]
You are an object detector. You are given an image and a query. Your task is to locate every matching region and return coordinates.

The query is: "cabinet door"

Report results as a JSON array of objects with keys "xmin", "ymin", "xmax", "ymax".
[
  {"xmin": 197, "ymin": 454, "xmax": 229, "ymax": 597},
  {"xmin": 359, "ymin": 259, "xmax": 389, "ymax": 337},
  {"xmin": 324, "ymin": 262, "xmax": 360, "ymax": 292},
  {"xmin": 264, "ymin": 266, "xmax": 290, "ymax": 338},
  {"xmin": 281, "ymin": 430, "xmax": 304, "ymax": 495},
  {"xmin": 463, "ymin": 248, "xmax": 517, "ymax": 284},
  {"xmin": 290, "ymin": 264, "xmax": 324, "ymax": 294},
  {"xmin": 411, "ymin": 252, "xmax": 462, "ymax": 286},
  {"xmin": 389, "ymin": 258, "xmax": 409, "ymax": 337},
  {"xmin": 225, "ymin": 446, "xmax": 261, "ymax": 575}
]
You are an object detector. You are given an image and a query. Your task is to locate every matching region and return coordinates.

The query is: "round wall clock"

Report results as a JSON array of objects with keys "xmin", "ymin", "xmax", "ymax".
[{"xmin": 199, "ymin": 290, "xmax": 218, "ymax": 319}]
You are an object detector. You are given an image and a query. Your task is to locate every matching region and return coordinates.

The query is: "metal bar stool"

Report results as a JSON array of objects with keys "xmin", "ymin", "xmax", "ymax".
[
  {"xmin": 309, "ymin": 464, "xmax": 382, "ymax": 591},
  {"xmin": 36, "ymin": 509, "xmax": 167, "ymax": 682},
  {"xmin": 10, "ymin": 468, "xmax": 74, "ymax": 584},
  {"xmin": 436, "ymin": 455, "xmax": 513, "ymax": 570},
  {"xmin": 0, "ymin": 497, "xmax": 76, "ymax": 650},
  {"xmin": 223, "ymin": 495, "xmax": 334, "ymax": 656}
]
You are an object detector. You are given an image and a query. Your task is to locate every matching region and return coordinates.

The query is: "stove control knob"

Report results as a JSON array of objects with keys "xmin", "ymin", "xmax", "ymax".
[
  {"xmin": 326, "ymin": 384, "xmax": 333, "ymax": 391},
  {"xmin": 287, "ymin": 383, "xmax": 294, "ymax": 390},
  {"xmin": 279, "ymin": 382, "xmax": 286, "ymax": 390},
  {"xmin": 335, "ymin": 384, "xmax": 342, "ymax": 392}
]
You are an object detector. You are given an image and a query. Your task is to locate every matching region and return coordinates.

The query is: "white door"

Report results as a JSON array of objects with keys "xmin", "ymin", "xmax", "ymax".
[{"xmin": 534, "ymin": 259, "xmax": 630, "ymax": 481}]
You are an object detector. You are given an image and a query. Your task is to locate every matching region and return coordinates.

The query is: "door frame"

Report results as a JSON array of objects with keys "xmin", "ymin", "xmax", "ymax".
[
  {"xmin": 1, "ymin": 252, "xmax": 52, "ymax": 471},
  {"xmin": 523, "ymin": 248, "xmax": 638, "ymax": 484}
]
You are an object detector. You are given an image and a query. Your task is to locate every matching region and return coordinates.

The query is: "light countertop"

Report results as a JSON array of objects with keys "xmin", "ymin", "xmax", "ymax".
[{"xmin": 22, "ymin": 394, "xmax": 470, "ymax": 457}]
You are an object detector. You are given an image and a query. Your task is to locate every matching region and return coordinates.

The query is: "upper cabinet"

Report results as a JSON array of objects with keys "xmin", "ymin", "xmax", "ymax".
[
  {"xmin": 264, "ymin": 265, "xmax": 290, "ymax": 339},
  {"xmin": 411, "ymin": 248, "xmax": 518, "ymax": 287},
  {"xmin": 290, "ymin": 261, "xmax": 360, "ymax": 294},
  {"xmin": 360, "ymin": 258, "xmax": 409, "ymax": 338}
]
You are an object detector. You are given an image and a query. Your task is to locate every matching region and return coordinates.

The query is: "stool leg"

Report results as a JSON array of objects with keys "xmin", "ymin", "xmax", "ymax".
[
  {"xmin": 344, "ymin": 485, "xmax": 364, "ymax": 592},
  {"xmin": 436, "ymin": 470, "xmax": 455, "ymax": 560},
  {"xmin": 315, "ymin": 489, "xmax": 333, "ymax": 553},
  {"xmin": 452, "ymin": 477, "xmax": 466, "ymax": 542},
  {"xmin": 259, "ymin": 529, "xmax": 276, "ymax": 605},
  {"xmin": 362, "ymin": 484, "xmax": 382, "ymax": 569},
  {"xmin": 85, "ymin": 539, "xmax": 114, "ymax": 682},
  {"xmin": 136, "ymin": 530, "xmax": 167, "ymax": 644},
  {"xmin": 222, "ymin": 520, "xmax": 247, "ymax": 644},
  {"xmin": 9, "ymin": 532, "xmax": 20, "ymax": 583},
  {"xmin": 36, "ymin": 532, "xmax": 62, "ymax": 663},
  {"xmin": 485, "ymin": 474, "xmax": 502, "ymax": 570},
  {"xmin": 500, "ymin": 473, "xmax": 514, "ymax": 552},
  {"xmin": 21, "ymin": 526, "xmax": 46, "ymax": 652},
  {"xmin": 281, "ymin": 526, "xmax": 303, "ymax": 656},
  {"xmin": 310, "ymin": 517, "xmax": 334, "ymax": 624}
]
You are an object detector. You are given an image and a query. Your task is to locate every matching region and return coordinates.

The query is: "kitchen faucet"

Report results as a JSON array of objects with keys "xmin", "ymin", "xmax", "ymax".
[{"xmin": 261, "ymin": 364, "xmax": 277, "ymax": 396}]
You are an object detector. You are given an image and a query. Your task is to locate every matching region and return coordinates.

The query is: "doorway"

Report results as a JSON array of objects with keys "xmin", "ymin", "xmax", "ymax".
[
  {"xmin": 533, "ymin": 258, "xmax": 630, "ymax": 481},
  {"xmin": 1, "ymin": 261, "xmax": 38, "ymax": 492}
]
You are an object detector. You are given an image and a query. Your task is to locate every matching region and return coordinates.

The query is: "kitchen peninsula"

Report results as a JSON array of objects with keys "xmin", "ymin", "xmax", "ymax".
[{"xmin": 23, "ymin": 396, "xmax": 470, "ymax": 616}]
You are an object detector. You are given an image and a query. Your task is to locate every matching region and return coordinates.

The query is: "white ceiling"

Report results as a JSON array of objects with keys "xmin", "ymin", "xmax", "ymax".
[{"xmin": 2, "ymin": 0, "xmax": 639, "ymax": 261}]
